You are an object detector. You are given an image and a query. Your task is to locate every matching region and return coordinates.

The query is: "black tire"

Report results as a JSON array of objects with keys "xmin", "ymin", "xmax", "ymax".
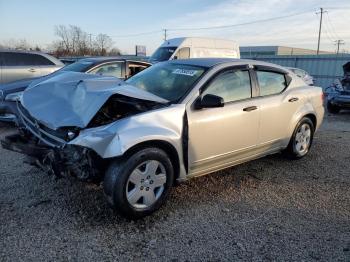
[
  {"xmin": 283, "ymin": 117, "xmax": 315, "ymax": 159},
  {"xmin": 103, "ymin": 147, "xmax": 174, "ymax": 219},
  {"xmin": 327, "ymin": 102, "xmax": 340, "ymax": 114}
]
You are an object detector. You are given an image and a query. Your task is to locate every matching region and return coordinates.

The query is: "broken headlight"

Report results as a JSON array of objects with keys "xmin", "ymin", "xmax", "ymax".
[{"xmin": 5, "ymin": 91, "xmax": 24, "ymax": 102}]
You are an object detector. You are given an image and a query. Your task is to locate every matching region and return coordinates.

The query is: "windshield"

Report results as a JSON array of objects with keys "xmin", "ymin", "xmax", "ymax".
[
  {"xmin": 59, "ymin": 61, "xmax": 94, "ymax": 72},
  {"xmin": 126, "ymin": 63, "xmax": 206, "ymax": 102},
  {"xmin": 150, "ymin": 47, "xmax": 177, "ymax": 62}
]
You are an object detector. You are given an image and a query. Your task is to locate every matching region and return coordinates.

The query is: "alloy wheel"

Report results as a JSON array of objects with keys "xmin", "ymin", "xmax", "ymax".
[{"xmin": 295, "ymin": 123, "xmax": 311, "ymax": 155}]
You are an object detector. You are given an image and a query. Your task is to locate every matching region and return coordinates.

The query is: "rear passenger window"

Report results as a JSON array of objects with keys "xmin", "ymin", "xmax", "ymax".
[
  {"xmin": 2, "ymin": 52, "xmax": 54, "ymax": 66},
  {"xmin": 32, "ymin": 54, "xmax": 55, "ymax": 65},
  {"xmin": 256, "ymin": 71, "xmax": 287, "ymax": 96},
  {"xmin": 202, "ymin": 70, "xmax": 251, "ymax": 103}
]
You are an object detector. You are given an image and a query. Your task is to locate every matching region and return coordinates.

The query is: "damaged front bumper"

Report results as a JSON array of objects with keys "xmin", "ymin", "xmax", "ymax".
[
  {"xmin": 1, "ymin": 103, "xmax": 107, "ymax": 181},
  {"xmin": 1, "ymin": 133, "xmax": 103, "ymax": 181}
]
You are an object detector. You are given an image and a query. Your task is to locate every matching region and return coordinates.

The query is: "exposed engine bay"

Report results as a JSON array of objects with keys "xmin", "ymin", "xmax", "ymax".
[{"xmin": 88, "ymin": 94, "xmax": 164, "ymax": 128}]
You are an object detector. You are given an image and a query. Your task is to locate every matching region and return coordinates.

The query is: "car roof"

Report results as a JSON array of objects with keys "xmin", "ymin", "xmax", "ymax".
[
  {"xmin": 78, "ymin": 56, "xmax": 151, "ymax": 64},
  {"xmin": 0, "ymin": 49, "xmax": 48, "ymax": 55},
  {"xmin": 168, "ymin": 58, "xmax": 287, "ymax": 71}
]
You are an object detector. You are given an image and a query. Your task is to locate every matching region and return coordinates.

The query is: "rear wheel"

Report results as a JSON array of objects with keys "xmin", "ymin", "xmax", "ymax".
[
  {"xmin": 327, "ymin": 102, "xmax": 340, "ymax": 114},
  {"xmin": 284, "ymin": 117, "xmax": 314, "ymax": 159},
  {"xmin": 103, "ymin": 147, "xmax": 174, "ymax": 219}
]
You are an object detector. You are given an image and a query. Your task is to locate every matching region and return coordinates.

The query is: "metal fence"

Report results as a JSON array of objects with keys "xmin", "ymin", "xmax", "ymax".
[{"xmin": 241, "ymin": 54, "xmax": 350, "ymax": 88}]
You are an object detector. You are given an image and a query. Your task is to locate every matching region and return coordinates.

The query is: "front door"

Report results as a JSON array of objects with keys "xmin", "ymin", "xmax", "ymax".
[{"xmin": 187, "ymin": 67, "xmax": 260, "ymax": 176}]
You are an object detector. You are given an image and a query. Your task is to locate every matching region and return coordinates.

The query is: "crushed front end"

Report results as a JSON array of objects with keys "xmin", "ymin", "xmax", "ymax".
[
  {"xmin": 1, "ymin": 103, "xmax": 105, "ymax": 181},
  {"xmin": 0, "ymin": 72, "xmax": 182, "ymax": 182}
]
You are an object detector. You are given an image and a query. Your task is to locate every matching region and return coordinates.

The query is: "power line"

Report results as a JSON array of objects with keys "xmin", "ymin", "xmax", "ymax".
[
  {"xmin": 166, "ymin": 9, "xmax": 315, "ymax": 31},
  {"xmin": 89, "ymin": 30, "xmax": 162, "ymax": 39},
  {"xmin": 109, "ymin": 30, "xmax": 161, "ymax": 38},
  {"xmin": 325, "ymin": 12, "xmax": 340, "ymax": 40},
  {"xmin": 84, "ymin": 7, "xmax": 346, "ymax": 43},
  {"xmin": 324, "ymin": 6, "xmax": 350, "ymax": 10},
  {"xmin": 323, "ymin": 25, "xmax": 336, "ymax": 43},
  {"xmin": 321, "ymin": 15, "xmax": 337, "ymax": 42}
]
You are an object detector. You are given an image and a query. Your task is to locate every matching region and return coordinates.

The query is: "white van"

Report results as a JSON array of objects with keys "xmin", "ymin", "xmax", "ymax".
[{"xmin": 149, "ymin": 37, "xmax": 240, "ymax": 63}]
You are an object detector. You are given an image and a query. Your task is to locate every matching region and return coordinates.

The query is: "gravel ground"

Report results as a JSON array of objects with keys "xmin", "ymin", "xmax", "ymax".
[{"xmin": 0, "ymin": 113, "xmax": 350, "ymax": 261}]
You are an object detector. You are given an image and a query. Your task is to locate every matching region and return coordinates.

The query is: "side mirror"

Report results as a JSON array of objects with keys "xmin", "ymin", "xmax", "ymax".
[
  {"xmin": 173, "ymin": 56, "xmax": 178, "ymax": 60},
  {"xmin": 195, "ymin": 94, "xmax": 224, "ymax": 109}
]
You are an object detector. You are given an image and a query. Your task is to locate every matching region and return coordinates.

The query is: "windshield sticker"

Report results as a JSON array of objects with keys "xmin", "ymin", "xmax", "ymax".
[{"xmin": 172, "ymin": 69, "xmax": 198, "ymax": 76}]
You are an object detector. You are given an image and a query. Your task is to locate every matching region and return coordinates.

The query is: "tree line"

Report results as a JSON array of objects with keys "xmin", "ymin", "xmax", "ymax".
[{"xmin": 0, "ymin": 25, "xmax": 121, "ymax": 57}]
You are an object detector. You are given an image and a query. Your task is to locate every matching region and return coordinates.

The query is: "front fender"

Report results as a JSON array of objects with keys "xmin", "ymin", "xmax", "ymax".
[{"xmin": 69, "ymin": 104, "xmax": 186, "ymax": 159}]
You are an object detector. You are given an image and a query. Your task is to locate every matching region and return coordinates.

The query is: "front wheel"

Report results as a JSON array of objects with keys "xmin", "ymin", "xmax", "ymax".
[
  {"xmin": 103, "ymin": 147, "xmax": 174, "ymax": 219},
  {"xmin": 283, "ymin": 117, "xmax": 314, "ymax": 159}
]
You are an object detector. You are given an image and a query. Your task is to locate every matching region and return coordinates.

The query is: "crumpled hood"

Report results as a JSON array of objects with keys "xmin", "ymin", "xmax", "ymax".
[{"xmin": 21, "ymin": 72, "xmax": 168, "ymax": 130}]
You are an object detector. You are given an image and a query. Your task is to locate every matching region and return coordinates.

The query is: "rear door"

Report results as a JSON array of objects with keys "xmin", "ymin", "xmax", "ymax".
[
  {"xmin": 254, "ymin": 66, "xmax": 303, "ymax": 148},
  {"xmin": 2, "ymin": 52, "xmax": 42, "ymax": 83}
]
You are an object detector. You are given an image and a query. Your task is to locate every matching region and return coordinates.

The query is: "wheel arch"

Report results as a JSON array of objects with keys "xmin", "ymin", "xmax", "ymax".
[
  {"xmin": 122, "ymin": 140, "xmax": 181, "ymax": 183},
  {"xmin": 284, "ymin": 104, "xmax": 318, "ymax": 148},
  {"xmin": 303, "ymin": 113, "xmax": 317, "ymax": 130}
]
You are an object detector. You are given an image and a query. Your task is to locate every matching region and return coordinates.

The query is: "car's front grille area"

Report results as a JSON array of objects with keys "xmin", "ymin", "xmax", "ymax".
[{"xmin": 17, "ymin": 102, "xmax": 67, "ymax": 147}]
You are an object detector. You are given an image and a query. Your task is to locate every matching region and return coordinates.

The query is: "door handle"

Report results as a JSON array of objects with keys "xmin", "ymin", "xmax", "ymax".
[
  {"xmin": 28, "ymin": 68, "xmax": 36, "ymax": 73},
  {"xmin": 243, "ymin": 106, "xmax": 258, "ymax": 112},
  {"xmin": 288, "ymin": 97, "xmax": 299, "ymax": 102}
]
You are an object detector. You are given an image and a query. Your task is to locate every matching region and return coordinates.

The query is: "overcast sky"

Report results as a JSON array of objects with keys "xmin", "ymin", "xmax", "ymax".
[{"xmin": 0, "ymin": 0, "xmax": 349, "ymax": 55}]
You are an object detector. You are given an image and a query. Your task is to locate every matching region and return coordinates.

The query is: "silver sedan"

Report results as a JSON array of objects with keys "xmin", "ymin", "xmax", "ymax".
[{"xmin": 2, "ymin": 58, "xmax": 325, "ymax": 218}]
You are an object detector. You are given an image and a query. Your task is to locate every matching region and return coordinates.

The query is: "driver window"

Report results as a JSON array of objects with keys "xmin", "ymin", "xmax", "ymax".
[
  {"xmin": 176, "ymin": 47, "xmax": 190, "ymax": 59},
  {"xmin": 202, "ymin": 70, "xmax": 252, "ymax": 103},
  {"xmin": 89, "ymin": 62, "xmax": 123, "ymax": 78}
]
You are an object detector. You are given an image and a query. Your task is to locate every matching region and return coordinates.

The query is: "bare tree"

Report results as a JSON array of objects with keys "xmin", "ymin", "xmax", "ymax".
[
  {"xmin": 54, "ymin": 25, "xmax": 90, "ymax": 56},
  {"xmin": 55, "ymin": 25, "xmax": 71, "ymax": 53},
  {"xmin": 72, "ymin": 25, "xmax": 91, "ymax": 55},
  {"xmin": 52, "ymin": 25, "xmax": 118, "ymax": 57},
  {"xmin": 108, "ymin": 47, "xmax": 121, "ymax": 56},
  {"xmin": 94, "ymin": 34, "xmax": 113, "ymax": 56},
  {"xmin": 1, "ymin": 38, "xmax": 33, "ymax": 50}
]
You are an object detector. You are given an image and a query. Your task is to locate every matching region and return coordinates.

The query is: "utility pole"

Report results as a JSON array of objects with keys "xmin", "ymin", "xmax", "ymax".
[
  {"xmin": 316, "ymin": 7, "xmax": 326, "ymax": 55},
  {"xmin": 334, "ymin": 40, "xmax": 345, "ymax": 54},
  {"xmin": 163, "ymin": 29, "xmax": 167, "ymax": 41}
]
